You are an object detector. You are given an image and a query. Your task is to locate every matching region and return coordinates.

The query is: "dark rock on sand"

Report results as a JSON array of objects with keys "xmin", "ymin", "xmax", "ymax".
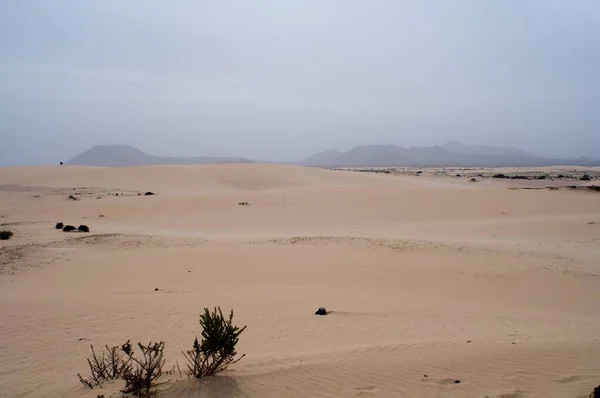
[
  {"xmin": 315, "ymin": 307, "xmax": 328, "ymax": 316},
  {"xmin": 55, "ymin": 222, "xmax": 64, "ymax": 229},
  {"xmin": 78, "ymin": 225, "xmax": 90, "ymax": 233},
  {"xmin": 62, "ymin": 225, "xmax": 77, "ymax": 232}
]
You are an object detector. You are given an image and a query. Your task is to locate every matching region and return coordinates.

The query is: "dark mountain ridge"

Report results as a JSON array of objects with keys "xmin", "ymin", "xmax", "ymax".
[
  {"xmin": 66, "ymin": 145, "xmax": 255, "ymax": 167},
  {"xmin": 65, "ymin": 143, "xmax": 600, "ymax": 168}
]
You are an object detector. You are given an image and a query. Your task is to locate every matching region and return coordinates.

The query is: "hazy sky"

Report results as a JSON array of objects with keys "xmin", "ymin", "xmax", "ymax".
[{"xmin": 1, "ymin": 1, "xmax": 599, "ymax": 165}]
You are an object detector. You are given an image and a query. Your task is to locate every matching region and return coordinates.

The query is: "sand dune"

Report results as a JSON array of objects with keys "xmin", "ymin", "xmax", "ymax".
[{"xmin": 1, "ymin": 164, "xmax": 599, "ymax": 397}]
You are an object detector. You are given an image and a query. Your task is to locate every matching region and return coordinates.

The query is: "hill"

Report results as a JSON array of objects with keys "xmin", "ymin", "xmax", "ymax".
[
  {"xmin": 301, "ymin": 142, "xmax": 600, "ymax": 168},
  {"xmin": 66, "ymin": 145, "xmax": 255, "ymax": 167}
]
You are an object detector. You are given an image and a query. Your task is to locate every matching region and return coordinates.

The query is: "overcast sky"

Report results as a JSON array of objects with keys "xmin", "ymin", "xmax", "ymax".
[{"xmin": 1, "ymin": 1, "xmax": 599, "ymax": 165}]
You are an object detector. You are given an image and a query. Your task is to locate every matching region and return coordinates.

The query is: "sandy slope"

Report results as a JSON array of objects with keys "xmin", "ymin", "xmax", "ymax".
[{"xmin": 1, "ymin": 164, "xmax": 599, "ymax": 397}]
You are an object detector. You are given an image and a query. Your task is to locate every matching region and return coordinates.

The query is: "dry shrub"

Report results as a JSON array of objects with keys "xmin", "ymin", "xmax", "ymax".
[
  {"xmin": 120, "ymin": 340, "xmax": 166, "ymax": 397},
  {"xmin": 77, "ymin": 345, "xmax": 128, "ymax": 388}
]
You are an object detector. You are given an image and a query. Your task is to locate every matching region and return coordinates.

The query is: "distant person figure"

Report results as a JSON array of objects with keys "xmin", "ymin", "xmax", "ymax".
[{"xmin": 60, "ymin": 161, "xmax": 63, "ymax": 165}]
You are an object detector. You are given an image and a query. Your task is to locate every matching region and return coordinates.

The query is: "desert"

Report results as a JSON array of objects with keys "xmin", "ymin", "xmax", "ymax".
[{"xmin": 1, "ymin": 163, "xmax": 599, "ymax": 397}]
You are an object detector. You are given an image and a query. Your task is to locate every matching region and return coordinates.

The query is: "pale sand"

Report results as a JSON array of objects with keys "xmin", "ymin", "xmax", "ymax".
[{"xmin": 1, "ymin": 164, "xmax": 599, "ymax": 397}]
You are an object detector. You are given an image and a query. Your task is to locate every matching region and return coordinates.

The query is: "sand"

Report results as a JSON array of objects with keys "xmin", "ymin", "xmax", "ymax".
[{"xmin": 1, "ymin": 164, "xmax": 599, "ymax": 397}]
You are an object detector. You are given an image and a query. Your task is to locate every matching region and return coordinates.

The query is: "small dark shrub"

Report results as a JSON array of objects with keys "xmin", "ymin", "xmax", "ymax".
[
  {"xmin": 121, "ymin": 340, "xmax": 166, "ymax": 397},
  {"xmin": 77, "ymin": 345, "xmax": 128, "ymax": 388},
  {"xmin": 182, "ymin": 307, "xmax": 246, "ymax": 379},
  {"xmin": 537, "ymin": 175, "xmax": 547, "ymax": 180},
  {"xmin": 144, "ymin": 192, "xmax": 155, "ymax": 196},
  {"xmin": 591, "ymin": 384, "xmax": 600, "ymax": 398},
  {"xmin": 78, "ymin": 225, "xmax": 90, "ymax": 233},
  {"xmin": 68, "ymin": 195, "xmax": 77, "ymax": 201},
  {"xmin": 581, "ymin": 175, "xmax": 591, "ymax": 181},
  {"xmin": 0, "ymin": 230, "xmax": 13, "ymax": 240},
  {"xmin": 55, "ymin": 222, "xmax": 64, "ymax": 229},
  {"xmin": 492, "ymin": 174, "xmax": 506, "ymax": 179},
  {"xmin": 63, "ymin": 225, "xmax": 77, "ymax": 232}
]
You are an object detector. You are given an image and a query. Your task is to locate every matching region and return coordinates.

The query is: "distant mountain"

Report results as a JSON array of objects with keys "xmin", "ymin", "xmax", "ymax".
[
  {"xmin": 442, "ymin": 141, "xmax": 532, "ymax": 157},
  {"xmin": 302, "ymin": 149, "xmax": 343, "ymax": 166},
  {"xmin": 300, "ymin": 142, "xmax": 600, "ymax": 168},
  {"xmin": 66, "ymin": 145, "xmax": 255, "ymax": 167}
]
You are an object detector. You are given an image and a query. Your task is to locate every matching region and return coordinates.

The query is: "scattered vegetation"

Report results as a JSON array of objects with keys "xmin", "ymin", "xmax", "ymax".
[
  {"xmin": 238, "ymin": 202, "xmax": 249, "ymax": 206},
  {"xmin": 78, "ymin": 225, "xmax": 90, "ymax": 233},
  {"xmin": 68, "ymin": 195, "xmax": 78, "ymax": 201},
  {"xmin": 78, "ymin": 345, "xmax": 128, "ymax": 388},
  {"xmin": 121, "ymin": 340, "xmax": 166, "ymax": 397},
  {"xmin": 144, "ymin": 192, "xmax": 155, "ymax": 196},
  {"xmin": 62, "ymin": 225, "xmax": 77, "ymax": 232},
  {"xmin": 76, "ymin": 308, "xmax": 245, "ymax": 394},
  {"xmin": 55, "ymin": 222, "xmax": 64, "ymax": 229},
  {"xmin": 0, "ymin": 230, "xmax": 13, "ymax": 240},
  {"xmin": 182, "ymin": 307, "xmax": 246, "ymax": 379}
]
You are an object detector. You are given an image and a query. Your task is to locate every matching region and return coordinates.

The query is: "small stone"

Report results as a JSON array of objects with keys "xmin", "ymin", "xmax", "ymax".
[
  {"xmin": 315, "ymin": 307, "xmax": 328, "ymax": 316},
  {"xmin": 454, "ymin": 380, "xmax": 461, "ymax": 384}
]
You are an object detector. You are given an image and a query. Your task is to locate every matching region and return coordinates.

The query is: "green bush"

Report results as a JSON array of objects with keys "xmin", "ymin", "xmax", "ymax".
[
  {"xmin": 0, "ymin": 230, "xmax": 13, "ymax": 240},
  {"xmin": 182, "ymin": 307, "xmax": 246, "ymax": 379}
]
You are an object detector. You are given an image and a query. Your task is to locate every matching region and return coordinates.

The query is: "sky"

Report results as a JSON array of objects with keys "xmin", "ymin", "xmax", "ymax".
[{"xmin": 1, "ymin": 0, "xmax": 599, "ymax": 166}]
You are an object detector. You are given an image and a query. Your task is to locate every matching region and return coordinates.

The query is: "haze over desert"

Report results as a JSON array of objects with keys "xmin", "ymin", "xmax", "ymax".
[{"xmin": 1, "ymin": 164, "xmax": 599, "ymax": 397}]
